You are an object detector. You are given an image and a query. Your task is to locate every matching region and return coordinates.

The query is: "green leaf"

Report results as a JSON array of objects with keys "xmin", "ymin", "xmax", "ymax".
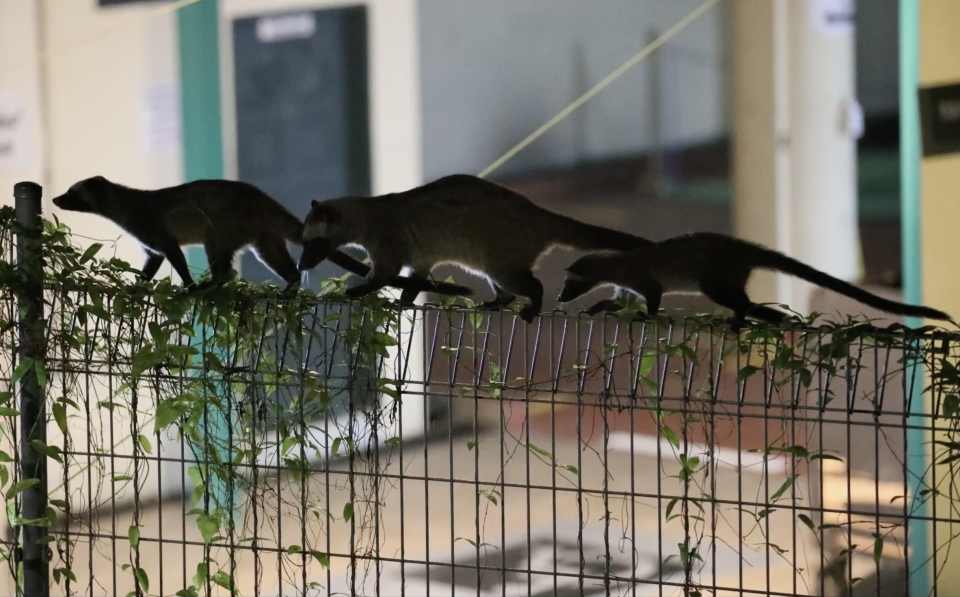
[
  {"xmin": 192, "ymin": 562, "xmax": 209, "ymax": 590},
  {"xmin": 660, "ymin": 425, "xmax": 680, "ymax": 450},
  {"xmin": 54, "ymin": 567, "xmax": 77, "ymax": 584},
  {"xmin": 212, "ymin": 571, "xmax": 235, "ymax": 591},
  {"xmin": 343, "ymin": 502, "xmax": 354, "ymax": 522},
  {"xmin": 0, "ymin": 449, "xmax": 13, "ymax": 462},
  {"xmin": 373, "ymin": 332, "xmax": 398, "ymax": 347},
  {"xmin": 154, "ymin": 399, "xmax": 190, "ymax": 433},
  {"xmin": 128, "ymin": 524, "xmax": 140, "ymax": 548},
  {"xmin": 187, "ymin": 466, "xmax": 204, "ymax": 487},
  {"xmin": 191, "ymin": 484, "xmax": 205, "ymax": 506},
  {"xmin": 873, "ymin": 533, "xmax": 884, "ymax": 564},
  {"xmin": 281, "ymin": 437, "xmax": 298, "ymax": 456},
  {"xmin": 52, "ymin": 403, "xmax": 68, "ymax": 434},
  {"xmin": 811, "ymin": 453, "xmax": 844, "ymax": 463},
  {"xmin": 34, "ymin": 360, "xmax": 47, "ymax": 388},
  {"xmin": 665, "ymin": 498, "xmax": 679, "ymax": 521},
  {"xmin": 770, "ymin": 474, "xmax": 798, "ymax": 503},
  {"xmin": 798, "ymin": 514, "xmax": 815, "ymax": 532},
  {"xmin": 30, "ymin": 440, "xmax": 62, "ymax": 463},
  {"xmin": 80, "ymin": 242, "xmax": 103, "ymax": 263},
  {"xmin": 310, "ymin": 551, "xmax": 331, "ymax": 568},
  {"xmin": 526, "ymin": 443, "xmax": 553, "ymax": 460},
  {"xmin": 944, "ymin": 394, "xmax": 960, "ymax": 418},
  {"xmin": 134, "ymin": 567, "xmax": 149, "ymax": 593},
  {"xmin": 639, "ymin": 352, "xmax": 656, "ymax": 378},
  {"xmin": 11, "ymin": 358, "xmax": 33, "ymax": 384},
  {"xmin": 737, "ymin": 365, "xmax": 760, "ymax": 382},
  {"xmin": 6, "ymin": 478, "xmax": 40, "ymax": 500},
  {"xmin": 331, "ymin": 437, "xmax": 342, "ymax": 457},
  {"xmin": 138, "ymin": 434, "xmax": 152, "ymax": 455},
  {"xmin": 0, "ymin": 407, "xmax": 19, "ymax": 417},
  {"xmin": 196, "ymin": 513, "xmax": 218, "ymax": 544}
]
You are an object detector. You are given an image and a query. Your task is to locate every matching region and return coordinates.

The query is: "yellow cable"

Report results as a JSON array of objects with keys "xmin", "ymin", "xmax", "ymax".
[
  {"xmin": 0, "ymin": 0, "xmax": 205, "ymax": 77},
  {"xmin": 477, "ymin": 0, "xmax": 722, "ymax": 180}
]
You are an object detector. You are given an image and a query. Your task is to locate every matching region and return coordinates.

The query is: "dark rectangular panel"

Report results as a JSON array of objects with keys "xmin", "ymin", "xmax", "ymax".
[
  {"xmin": 920, "ymin": 82, "xmax": 960, "ymax": 157},
  {"xmin": 232, "ymin": 6, "xmax": 371, "ymax": 287}
]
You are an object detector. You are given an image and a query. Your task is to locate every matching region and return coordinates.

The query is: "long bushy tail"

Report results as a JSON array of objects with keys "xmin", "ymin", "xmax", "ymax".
[
  {"xmin": 756, "ymin": 248, "xmax": 951, "ymax": 321},
  {"xmin": 556, "ymin": 216, "xmax": 653, "ymax": 252}
]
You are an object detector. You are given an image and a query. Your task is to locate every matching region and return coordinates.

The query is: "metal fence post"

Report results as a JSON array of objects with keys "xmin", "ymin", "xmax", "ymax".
[{"xmin": 14, "ymin": 181, "xmax": 49, "ymax": 597}]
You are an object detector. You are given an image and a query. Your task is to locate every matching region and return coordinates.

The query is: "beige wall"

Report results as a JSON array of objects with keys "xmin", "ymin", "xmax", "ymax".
[
  {"xmin": 43, "ymin": 0, "xmax": 183, "ymax": 276},
  {"xmin": 919, "ymin": 1, "xmax": 960, "ymax": 591},
  {"xmin": 0, "ymin": 0, "xmax": 46, "ymax": 196},
  {"xmin": 3, "ymin": 0, "xmax": 182, "ymax": 273}
]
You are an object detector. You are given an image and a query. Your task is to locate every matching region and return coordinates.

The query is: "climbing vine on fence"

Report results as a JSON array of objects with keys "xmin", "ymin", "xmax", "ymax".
[{"xmin": 0, "ymin": 204, "xmax": 958, "ymax": 595}]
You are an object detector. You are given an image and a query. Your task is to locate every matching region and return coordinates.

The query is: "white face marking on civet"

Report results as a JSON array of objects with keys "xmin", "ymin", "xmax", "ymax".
[{"xmin": 303, "ymin": 220, "xmax": 328, "ymax": 241}]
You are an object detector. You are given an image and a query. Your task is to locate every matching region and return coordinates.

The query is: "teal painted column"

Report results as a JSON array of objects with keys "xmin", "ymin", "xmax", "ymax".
[
  {"xmin": 899, "ymin": 1, "xmax": 930, "ymax": 594},
  {"xmin": 177, "ymin": 0, "xmax": 234, "ymax": 514}
]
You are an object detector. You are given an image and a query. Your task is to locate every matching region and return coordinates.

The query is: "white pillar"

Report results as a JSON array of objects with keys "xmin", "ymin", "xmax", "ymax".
[
  {"xmin": 786, "ymin": 0, "xmax": 860, "ymax": 314},
  {"xmin": 732, "ymin": 0, "xmax": 791, "ymax": 305},
  {"xmin": 734, "ymin": 0, "xmax": 860, "ymax": 314}
]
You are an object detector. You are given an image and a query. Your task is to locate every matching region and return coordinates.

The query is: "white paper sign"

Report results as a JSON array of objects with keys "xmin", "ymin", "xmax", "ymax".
[
  {"xmin": 139, "ymin": 83, "xmax": 182, "ymax": 155},
  {"xmin": 811, "ymin": 0, "xmax": 855, "ymax": 36},
  {"xmin": 0, "ymin": 91, "xmax": 28, "ymax": 170},
  {"xmin": 256, "ymin": 13, "xmax": 316, "ymax": 43}
]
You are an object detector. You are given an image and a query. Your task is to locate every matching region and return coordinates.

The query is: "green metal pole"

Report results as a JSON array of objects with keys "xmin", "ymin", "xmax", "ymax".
[
  {"xmin": 177, "ymin": 0, "xmax": 233, "ymax": 514},
  {"xmin": 899, "ymin": 0, "xmax": 930, "ymax": 594}
]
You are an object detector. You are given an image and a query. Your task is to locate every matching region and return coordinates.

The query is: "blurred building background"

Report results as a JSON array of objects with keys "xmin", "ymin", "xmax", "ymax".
[{"xmin": 2, "ymin": 0, "xmax": 959, "ymax": 595}]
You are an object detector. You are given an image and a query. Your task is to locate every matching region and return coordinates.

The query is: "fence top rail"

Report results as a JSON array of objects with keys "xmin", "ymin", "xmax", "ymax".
[{"xmin": 1, "ymin": 199, "xmax": 957, "ymax": 345}]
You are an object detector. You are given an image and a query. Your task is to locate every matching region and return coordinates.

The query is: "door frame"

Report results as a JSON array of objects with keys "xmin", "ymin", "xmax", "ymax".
[{"xmin": 218, "ymin": 0, "xmax": 428, "ymax": 452}]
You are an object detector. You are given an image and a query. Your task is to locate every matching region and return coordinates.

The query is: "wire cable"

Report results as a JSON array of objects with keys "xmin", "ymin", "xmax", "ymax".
[
  {"xmin": 0, "ymin": 0, "xmax": 204, "ymax": 77},
  {"xmin": 477, "ymin": 0, "xmax": 722, "ymax": 179}
]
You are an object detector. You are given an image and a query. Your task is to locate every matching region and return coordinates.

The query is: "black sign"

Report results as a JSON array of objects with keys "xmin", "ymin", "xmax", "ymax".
[{"xmin": 919, "ymin": 83, "xmax": 960, "ymax": 157}]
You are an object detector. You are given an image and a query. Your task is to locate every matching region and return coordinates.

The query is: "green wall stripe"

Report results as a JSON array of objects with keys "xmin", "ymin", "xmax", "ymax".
[
  {"xmin": 899, "ymin": 0, "xmax": 930, "ymax": 594},
  {"xmin": 177, "ymin": 0, "xmax": 234, "ymax": 514}
]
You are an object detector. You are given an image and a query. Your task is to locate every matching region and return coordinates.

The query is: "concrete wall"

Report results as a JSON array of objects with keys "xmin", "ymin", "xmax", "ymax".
[
  {"xmin": 0, "ymin": 0, "xmax": 46, "ymax": 198},
  {"xmin": 918, "ymin": 2, "xmax": 960, "ymax": 590},
  {"xmin": 417, "ymin": 0, "xmax": 731, "ymax": 179},
  {"xmin": 42, "ymin": 0, "xmax": 183, "ymax": 274}
]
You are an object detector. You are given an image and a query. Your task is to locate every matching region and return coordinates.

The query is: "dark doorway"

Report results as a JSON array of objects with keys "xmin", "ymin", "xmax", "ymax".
[
  {"xmin": 231, "ymin": 6, "xmax": 374, "ymax": 424},
  {"xmin": 232, "ymin": 5, "xmax": 370, "ymax": 290}
]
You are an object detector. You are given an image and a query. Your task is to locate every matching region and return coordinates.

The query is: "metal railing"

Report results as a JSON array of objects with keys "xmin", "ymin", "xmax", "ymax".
[{"xmin": 1, "ymin": 182, "xmax": 957, "ymax": 597}]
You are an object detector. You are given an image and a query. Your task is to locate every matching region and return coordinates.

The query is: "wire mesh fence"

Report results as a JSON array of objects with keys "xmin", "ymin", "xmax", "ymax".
[{"xmin": 1, "ymin": 184, "xmax": 958, "ymax": 597}]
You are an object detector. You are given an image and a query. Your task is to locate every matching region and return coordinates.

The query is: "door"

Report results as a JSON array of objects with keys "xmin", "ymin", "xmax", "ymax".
[
  {"xmin": 231, "ymin": 6, "xmax": 374, "ymax": 429},
  {"xmin": 232, "ymin": 6, "xmax": 370, "ymax": 289}
]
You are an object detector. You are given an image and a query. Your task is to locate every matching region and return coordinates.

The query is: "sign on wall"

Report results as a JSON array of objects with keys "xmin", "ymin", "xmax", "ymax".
[
  {"xmin": 0, "ymin": 91, "xmax": 28, "ymax": 170},
  {"xmin": 811, "ymin": 0, "xmax": 855, "ymax": 36},
  {"xmin": 139, "ymin": 83, "xmax": 182, "ymax": 156},
  {"xmin": 919, "ymin": 82, "xmax": 960, "ymax": 158}
]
